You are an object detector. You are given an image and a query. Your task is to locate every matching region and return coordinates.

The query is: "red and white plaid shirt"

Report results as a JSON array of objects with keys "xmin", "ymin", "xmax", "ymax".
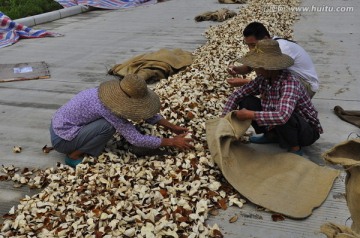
[{"xmin": 222, "ymin": 70, "xmax": 323, "ymax": 133}]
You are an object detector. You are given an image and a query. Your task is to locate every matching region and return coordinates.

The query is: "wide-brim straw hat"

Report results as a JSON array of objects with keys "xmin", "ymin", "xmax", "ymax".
[
  {"xmin": 238, "ymin": 39, "xmax": 294, "ymax": 70},
  {"xmin": 99, "ymin": 74, "xmax": 160, "ymax": 122}
]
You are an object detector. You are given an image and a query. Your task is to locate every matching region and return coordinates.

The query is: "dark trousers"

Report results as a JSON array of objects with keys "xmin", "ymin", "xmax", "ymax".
[
  {"xmin": 239, "ymin": 96, "xmax": 320, "ymax": 148},
  {"xmin": 50, "ymin": 119, "xmax": 116, "ymax": 157}
]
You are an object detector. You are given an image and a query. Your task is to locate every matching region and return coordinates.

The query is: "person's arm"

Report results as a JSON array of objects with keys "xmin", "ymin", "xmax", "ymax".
[
  {"xmin": 227, "ymin": 65, "xmax": 252, "ymax": 76},
  {"xmin": 102, "ymin": 109, "xmax": 193, "ymax": 150},
  {"xmin": 156, "ymin": 117, "xmax": 188, "ymax": 135},
  {"xmin": 145, "ymin": 113, "xmax": 189, "ymax": 134},
  {"xmin": 100, "ymin": 107, "xmax": 160, "ymax": 148},
  {"xmin": 160, "ymin": 133, "xmax": 194, "ymax": 150},
  {"xmin": 221, "ymin": 77, "xmax": 261, "ymax": 117},
  {"xmin": 222, "ymin": 89, "xmax": 242, "ymax": 117},
  {"xmin": 227, "ymin": 65, "xmax": 253, "ymax": 87},
  {"xmin": 227, "ymin": 77, "xmax": 251, "ymax": 87},
  {"xmin": 145, "ymin": 113, "xmax": 162, "ymax": 124},
  {"xmin": 235, "ymin": 109, "xmax": 255, "ymax": 120},
  {"xmin": 155, "ymin": 117, "xmax": 194, "ymax": 150}
]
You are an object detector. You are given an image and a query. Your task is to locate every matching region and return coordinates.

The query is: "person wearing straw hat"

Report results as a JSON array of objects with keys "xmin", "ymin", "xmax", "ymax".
[
  {"xmin": 227, "ymin": 22, "xmax": 318, "ymax": 99},
  {"xmin": 222, "ymin": 39, "xmax": 323, "ymax": 156},
  {"xmin": 50, "ymin": 74, "xmax": 193, "ymax": 167}
]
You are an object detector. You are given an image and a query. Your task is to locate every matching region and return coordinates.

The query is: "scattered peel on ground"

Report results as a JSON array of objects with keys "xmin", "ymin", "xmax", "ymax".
[{"xmin": 1, "ymin": 0, "xmax": 299, "ymax": 237}]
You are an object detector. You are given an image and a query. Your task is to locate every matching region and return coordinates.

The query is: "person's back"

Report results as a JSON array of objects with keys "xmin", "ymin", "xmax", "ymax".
[{"xmin": 275, "ymin": 37, "xmax": 319, "ymax": 93}]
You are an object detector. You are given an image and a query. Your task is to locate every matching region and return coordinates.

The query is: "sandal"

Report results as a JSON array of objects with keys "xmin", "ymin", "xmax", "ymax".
[{"xmin": 65, "ymin": 156, "xmax": 83, "ymax": 168}]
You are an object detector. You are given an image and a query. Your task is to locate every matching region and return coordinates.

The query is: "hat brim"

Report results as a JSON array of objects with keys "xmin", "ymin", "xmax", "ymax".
[
  {"xmin": 238, "ymin": 53, "xmax": 294, "ymax": 70},
  {"xmin": 98, "ymin": 80, "xmax": 160, "ymax": 122}
]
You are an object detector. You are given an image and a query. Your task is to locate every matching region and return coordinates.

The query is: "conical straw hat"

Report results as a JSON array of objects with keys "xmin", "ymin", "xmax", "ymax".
[
  {"xmin": 239, "ymin": 39, "xmax": 294, "ymax": 70},
  {"xmin": 99, "ymin": 74, "xmax": 160, "ymax": 121}
]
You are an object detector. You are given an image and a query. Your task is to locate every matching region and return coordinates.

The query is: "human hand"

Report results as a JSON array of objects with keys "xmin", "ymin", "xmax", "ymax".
[
  {"xmin": 171, "ymin": 133, "xmax": 194, "ymax": 150},
  {"xmin": 227, "ymin": 65, "xmax": 238, "ymax": 76},
  {"xmin": 226, "ymin": 77, "xmax": 249, "ymax": 87},
  {"xmin": 171, "ymin": 125, "xmax": 189, "ymax": 135}
]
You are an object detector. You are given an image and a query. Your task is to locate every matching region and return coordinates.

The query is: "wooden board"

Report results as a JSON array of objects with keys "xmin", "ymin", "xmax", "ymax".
[{"xmin": 0, "ymin": 61, "xmax": 50, "ymax": 83}]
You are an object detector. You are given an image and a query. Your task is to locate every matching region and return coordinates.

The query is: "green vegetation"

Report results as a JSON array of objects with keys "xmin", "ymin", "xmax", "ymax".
[{"xmin": 0, "ymin": 0, "xmax": 63, "ymax": 20}]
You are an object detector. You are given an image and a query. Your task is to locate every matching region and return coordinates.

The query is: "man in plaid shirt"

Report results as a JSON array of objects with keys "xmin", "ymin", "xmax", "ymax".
[{"xmin": 222, "ymin": 39, "xmax": 323, "ymax": 156}]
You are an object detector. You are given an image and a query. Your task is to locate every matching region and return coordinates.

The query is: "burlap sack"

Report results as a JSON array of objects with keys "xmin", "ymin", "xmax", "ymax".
[
  {"xmin": 334, "ymin": 106, "xmax": 360, "ymax": 128},
  {"xmin": 323, "ymin": 139, "xmax": 360, "ymax": 234},
  {"xmin": 109, "ymin": 48, "xmax": 193, "ymax": 82},
  {"xmin": 194, "ymin": 8, "xmax": 237, "ymax": 22},
  {"xmin": 321, "ymin": 223, "xmax": 360, "ymax": 238},
  {"xmin": 205, "ymin": 112, "xmax": 340, "ymax": 218}
]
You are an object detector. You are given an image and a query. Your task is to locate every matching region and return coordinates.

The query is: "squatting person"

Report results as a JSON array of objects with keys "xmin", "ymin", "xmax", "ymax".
[
  {"xmin": 50, "ymin": 74, "xmax": 193, "ymax": 167},
  {"xmin": 227, "ymin": 21, "xmax": 319, "ymax": 98},
  {"xmin": 222, "ymin": 39, "xmax": 323, "ymax": 155}
]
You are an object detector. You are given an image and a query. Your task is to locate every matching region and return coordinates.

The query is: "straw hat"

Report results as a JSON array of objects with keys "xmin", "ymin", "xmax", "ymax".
[
  {"xmin": 99, "ymin": 74, "xmax": 160, "ymax": 122},
  {"xmin": 238, "ymin": 39, "xmax": 294, "ymax": 70}
]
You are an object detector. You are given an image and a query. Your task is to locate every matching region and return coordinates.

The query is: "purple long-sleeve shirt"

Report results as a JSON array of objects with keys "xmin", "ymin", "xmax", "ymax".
[
  {"xmin": 52, "ymin": 87, "xmax": 163, "ymax": 148},
  {"xmin": 222, "ymin": 70, "xmax": 323, "ymax": 134}
]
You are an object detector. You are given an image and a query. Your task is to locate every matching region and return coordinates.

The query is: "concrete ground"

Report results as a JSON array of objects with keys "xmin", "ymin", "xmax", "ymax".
[{"xmin": 0, "ymin": 0, "xmax": 359, "ymax": 237}]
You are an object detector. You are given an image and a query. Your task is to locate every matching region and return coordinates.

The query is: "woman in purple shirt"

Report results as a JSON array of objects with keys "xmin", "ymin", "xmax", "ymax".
[{"xmin": 50, "ymin": 74, "xmax": 193, "ymax": 167}]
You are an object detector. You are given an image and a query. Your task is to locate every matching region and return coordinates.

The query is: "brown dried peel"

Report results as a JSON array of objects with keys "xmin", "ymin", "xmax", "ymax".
[{"xmin": 1, "ymin": 0, "xmax": 299, "ymax": 236}]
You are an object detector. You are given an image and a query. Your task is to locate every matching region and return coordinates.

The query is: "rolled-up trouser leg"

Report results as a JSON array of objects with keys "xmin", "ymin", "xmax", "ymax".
[
  {"xmin": 51, "ymin": 119, "xmax": 116, "ymax": 157},
  {"xmin": 275, "ymin": 113, "xmax": 320, "ymax": 148},
  {"xmin": 238, "ymin": 96, "xmax": 266, "ymax": 134}
]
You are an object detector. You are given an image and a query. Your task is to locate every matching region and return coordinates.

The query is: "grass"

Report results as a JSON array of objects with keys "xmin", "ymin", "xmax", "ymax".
[{"xmin": 0, "ymin": 0, "xmax": 63, "ymax": 20}]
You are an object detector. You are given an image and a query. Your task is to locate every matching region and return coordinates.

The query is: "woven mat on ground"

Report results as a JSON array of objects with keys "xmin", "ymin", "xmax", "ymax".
[
  {"xmin": 0, "ymin": 62, "xmax": 50, "ymax": 83},
  {"xmin": 0, "ymin": 12, "xmax": 62, "ymax": 49},
  {"xmin": 55, "ymin": 0, "xmax": 156, "ymax": 9},
  {"xmin": 195, "ymin": 8, "xmax": 237, "ymax": 22},
  {"xmin": 323, "ymin": 139, "xmax": 360, "ymax": 234},
  {"xmin": 205, "ymin": 112, "xmax": 340, "ymax": 218},
  {"xmin": 334, "ymin": 106, "xmax": 360, "ymax": 128},
  {"xmin": 109, "ymin": 48, "xmax": 193, "ymax": 82},
  {"xmin": 218, "ymin": 0, "xmax": 247, "ymax": 3}
]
